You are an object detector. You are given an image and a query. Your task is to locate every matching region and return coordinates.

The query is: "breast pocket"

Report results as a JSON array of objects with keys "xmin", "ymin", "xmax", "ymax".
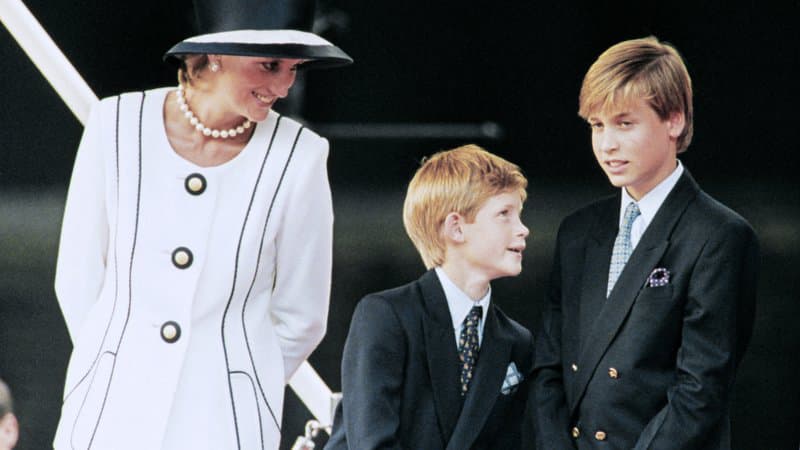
[
  {"xmin": 630, "ymin": 284, "xmax": 681, "ymax": 326},
  {"xmin": 638, "ymin": 284, "xmax": 674, "ymax": 300}
]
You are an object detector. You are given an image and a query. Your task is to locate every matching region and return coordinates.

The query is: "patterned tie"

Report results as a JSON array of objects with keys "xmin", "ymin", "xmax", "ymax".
[
  {"xmin": 458, "ymin": 305, "xmax": 482, "ymax": 396},
  {"xmin": 607, "ymin": 202, "xmax": 641, "ymax": 297}
]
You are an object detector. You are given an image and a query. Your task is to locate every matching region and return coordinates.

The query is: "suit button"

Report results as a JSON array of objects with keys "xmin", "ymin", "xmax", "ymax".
[
  {"xmin": 185, "ymin": 173, "xmax": 207, "ymax": 195},
  {"xmin": 571, "ymin": 426, "xmax": 580, "ymax": 438},
  {"xmin": 595, "ymin": 430, "xmax": 607, "ymax": 441},
  {"xmin": 608, "ymin": 367, "xmax": 619, "ymax": 379},
  {"xmin": 161, "ymin": 321, "xmax": 181, "ymax": 343},
  {"xmin": 571, "ymin": 363, "xmax": 578, "ymax": 372},
  {"xmin": 172, "ymin": 247, "xmax": 193, "ymax": 269}
]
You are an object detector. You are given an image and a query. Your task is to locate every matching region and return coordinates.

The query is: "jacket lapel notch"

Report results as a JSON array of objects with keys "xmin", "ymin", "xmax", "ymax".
[{"xmin": 578, "ymin": 199, "xmax": 618, "ymax": 347}]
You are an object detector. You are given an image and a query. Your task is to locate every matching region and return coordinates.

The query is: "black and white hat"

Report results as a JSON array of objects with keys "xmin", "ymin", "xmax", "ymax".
[{"xmin": 164, "ymin": 0, "xmax": 353, "ymax": 69}]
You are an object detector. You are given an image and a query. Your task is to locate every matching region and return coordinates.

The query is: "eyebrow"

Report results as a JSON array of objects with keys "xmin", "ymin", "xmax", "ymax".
[{"xmin": 588, "ymin": 111, "xmax": 633, "ymax": 122}]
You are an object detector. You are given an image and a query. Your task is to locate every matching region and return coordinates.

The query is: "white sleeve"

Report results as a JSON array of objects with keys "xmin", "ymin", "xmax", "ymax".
[
  {"xmin": 270, "ymin": 132, "xmax": 333, "ymax": 380},
  {"xmin": 54, "ymin": 100, "xmax": 109, "ymax": 343}
]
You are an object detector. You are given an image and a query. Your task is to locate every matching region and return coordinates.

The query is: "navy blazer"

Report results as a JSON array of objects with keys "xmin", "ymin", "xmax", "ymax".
[
  {"xmin": 326, "ymin": 270, "xmax": 534, "ymax": 450},
  {"xmin": 530, "ymin": 170, "xmax": 759, "ymax": 449}
]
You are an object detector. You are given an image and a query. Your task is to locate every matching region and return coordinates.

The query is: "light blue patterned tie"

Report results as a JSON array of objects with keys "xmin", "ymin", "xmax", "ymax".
[
  {"xmin": 458, "ymin": 305, "xmax": 482, "ymax": 396},
  {"xmin": 607, "ymin": 202, "xmax": 641, "ymax": 297}
]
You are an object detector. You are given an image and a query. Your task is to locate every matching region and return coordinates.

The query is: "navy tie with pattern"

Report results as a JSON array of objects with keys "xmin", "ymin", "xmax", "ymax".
[
  {"xmin": 458, "ymin": 305, "xmax": 482, "ymax": 396},
  {"xmin": 607, "ymin": 202, "xmax": 641, "ymax": 297}
]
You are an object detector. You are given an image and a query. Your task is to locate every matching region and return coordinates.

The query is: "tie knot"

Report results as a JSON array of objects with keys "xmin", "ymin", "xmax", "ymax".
[
  {"xmin": 465, "ymin": 305, "xmax": 482, "ymax": 326},
  {"xmin": 622, "ymin": 202, "xmax": 641, "ymax": 228}
]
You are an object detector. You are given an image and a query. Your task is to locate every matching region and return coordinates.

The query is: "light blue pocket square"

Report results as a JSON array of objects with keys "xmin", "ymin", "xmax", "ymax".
[{"xmin": 501, "ymin": 361, "xmax": 523, "ymax": 395}]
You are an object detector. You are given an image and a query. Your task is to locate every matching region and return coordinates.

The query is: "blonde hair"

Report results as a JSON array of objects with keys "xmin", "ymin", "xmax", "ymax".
[
  {"xmin": 402, "ymin": 144, "xmax": 527, "ymax": 269},
  {"xmin": 579, "ymin": 36, "xmax": 694, "ymax": 153}
]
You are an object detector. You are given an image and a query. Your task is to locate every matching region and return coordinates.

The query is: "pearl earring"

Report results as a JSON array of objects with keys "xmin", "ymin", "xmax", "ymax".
[{"xmin": 210, "ymin": 61, "xmax": 220, "ymax": 72}]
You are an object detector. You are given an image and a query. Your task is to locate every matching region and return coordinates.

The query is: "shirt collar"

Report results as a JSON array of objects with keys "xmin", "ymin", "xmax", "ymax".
[
  {"xmin": 620, "ymin": 160, "xmax": 684, "ymax": 227},
  {"xmin": 434, "ymin": 267, "xmax": 491, "ymax": 332}
]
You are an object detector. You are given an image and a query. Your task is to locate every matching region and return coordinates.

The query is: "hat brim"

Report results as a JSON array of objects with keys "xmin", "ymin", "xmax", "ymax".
[{"xmin": 164, "ymin": 29, "xmax": 353, "ymax": 70}]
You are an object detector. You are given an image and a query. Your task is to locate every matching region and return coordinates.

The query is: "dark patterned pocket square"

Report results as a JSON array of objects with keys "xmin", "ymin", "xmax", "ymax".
[
  {"xmin": 501, "ymin": 362, "xmax": 523, "ymax": 395},
  {"xmin": 647, "ymin": 267, "xmax": 670, "ymax": 287}
]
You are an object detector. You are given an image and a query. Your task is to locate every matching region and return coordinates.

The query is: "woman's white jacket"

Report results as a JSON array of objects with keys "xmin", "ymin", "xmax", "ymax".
[{"xmin": 53, "ymin": 87, "xmax": 333, "ymax": 449}]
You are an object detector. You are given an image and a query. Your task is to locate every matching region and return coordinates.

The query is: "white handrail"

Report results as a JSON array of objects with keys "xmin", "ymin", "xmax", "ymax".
[
  {"xmin": 0, "ymin": 0, "xmax": 97, "ymax": 123},
  {"xmin": 288, "ymin": 361, "xmax": 337, "ymax": 426},
  {"xmin": 1, "ymin": 0, "xmax": 337, "ymax": 429}
]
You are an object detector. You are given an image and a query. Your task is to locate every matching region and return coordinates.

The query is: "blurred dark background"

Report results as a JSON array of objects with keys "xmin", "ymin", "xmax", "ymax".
[{"xmin": 1, "ymin": 1, "xmax": 798, "ymax": 449}]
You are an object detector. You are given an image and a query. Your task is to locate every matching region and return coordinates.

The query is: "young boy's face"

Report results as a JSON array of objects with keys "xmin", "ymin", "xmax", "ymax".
[
  {"xmin": 459, "ymin": 191, "xmax": 529, "ymax": 281},
  {"xmin": 587, "ymin": 96, "xmax": 684, "ymax": 200}
]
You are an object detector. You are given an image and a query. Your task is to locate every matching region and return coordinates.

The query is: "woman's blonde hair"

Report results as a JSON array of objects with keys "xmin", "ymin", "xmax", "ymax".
[
  {"xmin": 579, "ymin": 36, "xmax": 694, "ymax": 153},
  {"xmin": 402, "ymin": 144, "xmax": 527, "ymax": 269}
]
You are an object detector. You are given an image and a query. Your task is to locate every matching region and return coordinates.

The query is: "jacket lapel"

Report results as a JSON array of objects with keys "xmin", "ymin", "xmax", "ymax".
[
  {"xmin": 569, "ymin": 171, "xmax": 700, "ymax": 413},
  {"xmin": 577, "ymin": 199, "xmax": 617, "ymax": 351},
  {"xmin": 420, "ymin": 270, "xmax": 462, "ymax": 445},
  {"xmin": 446, "ymin": 305, "xmax": 513, "ymax": 450}
]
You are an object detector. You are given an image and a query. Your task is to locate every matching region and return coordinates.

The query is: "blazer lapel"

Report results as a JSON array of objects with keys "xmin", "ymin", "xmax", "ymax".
[
  {"xmin": 569, "ymin": 172, "xmax": 700, "ymax": 413},
  {"xmin": 577, "ymin": 198, "xmax": 618, "ymax": 351},
  {"xmin": 420, "ymin": 270, "xmax": 462, "ymax": 445},
  {"xmin": 446, "ymin": 305, "xmax": 513, "ymax": 450}
]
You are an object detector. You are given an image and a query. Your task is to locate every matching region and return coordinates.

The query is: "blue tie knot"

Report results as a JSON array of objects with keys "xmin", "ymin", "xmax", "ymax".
[{"xmin": 622, "ymin": 202, "xmax": 641, "ymax": 231}]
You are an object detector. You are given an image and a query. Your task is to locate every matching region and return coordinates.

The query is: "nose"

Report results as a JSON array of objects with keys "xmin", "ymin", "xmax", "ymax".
[
  {"xmin": 270, "ymin": 69, "xmax": 297, "ymax": 98},
  {"xmin": 516, "ymin": 217, "xmax": 530, "ymax": 239},
  {"xmin": 594, "ymin": 129, "xmax": 618, "ymax": 154}
]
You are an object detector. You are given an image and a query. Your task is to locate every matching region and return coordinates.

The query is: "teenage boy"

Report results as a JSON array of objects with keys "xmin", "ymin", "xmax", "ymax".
[
  {"xmin": 325, "ymin": 145, "xmax": 534, "ymax": 450},
  {"xmin": 531, "ymin": 36, "xmax": 759, "ymax": 449}
]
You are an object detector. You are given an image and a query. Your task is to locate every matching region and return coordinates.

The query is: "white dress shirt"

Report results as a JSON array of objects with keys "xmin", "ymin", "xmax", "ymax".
[
  {"xmin": 434, "ymin": 267, "xmax": 491, "ymax": 347},
  {"xmin": 620, "ymin": 160, "xmax": 684, "ymax": 250}
]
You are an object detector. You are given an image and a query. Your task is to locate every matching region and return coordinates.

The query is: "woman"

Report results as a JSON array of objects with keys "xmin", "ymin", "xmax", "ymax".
[{"xmin": 52, "ymin": 1, "xmax": 352, "ymax": 448}]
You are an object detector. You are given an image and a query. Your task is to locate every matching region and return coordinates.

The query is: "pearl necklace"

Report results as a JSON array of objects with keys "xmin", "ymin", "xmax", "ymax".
[{"xmin": 176, "ymin": 85, "xmax": 252, "ymax": 139}]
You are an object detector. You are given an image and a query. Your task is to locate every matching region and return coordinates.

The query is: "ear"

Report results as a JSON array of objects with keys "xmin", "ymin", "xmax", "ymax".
[
  {"xmin": 442, "ymin": 212, "xmax": 465, "ymax": 244},
  {"xmin": 666, "ymin": 111, "xmax": 685, "ymax": 139}
]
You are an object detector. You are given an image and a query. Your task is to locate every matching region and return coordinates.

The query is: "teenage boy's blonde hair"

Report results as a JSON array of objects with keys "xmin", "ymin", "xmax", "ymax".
[
  {"xmin": 403, "ymin": 144, "xmax": 527, "ymax": 269},
  {"xmin": 579, "ymin": 36, "xmax": 694, "ymax": 153}
]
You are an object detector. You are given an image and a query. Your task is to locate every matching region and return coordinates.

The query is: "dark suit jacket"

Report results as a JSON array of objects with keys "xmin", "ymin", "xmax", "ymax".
[
  {"xmin": 325, "ymin": 270, "xmax": 534, "ymax": 450},
  {"xmin": 530, "ymin": 170, "xmax": 759, "ymax": 450}
]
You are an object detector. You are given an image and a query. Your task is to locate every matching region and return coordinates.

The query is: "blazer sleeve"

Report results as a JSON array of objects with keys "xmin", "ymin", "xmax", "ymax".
[
  {"xmin": 339, "ymin": 294, "xmax": 406, "ymax": 450},
  {"xmin": 530, "ymin": 227, "xmax": 578, "ymax": 449},
  {"xmin": 634, "ymin": 219, "xmax": 759, "ymax": 450},
  {"xmin": 54, "ymin": 100, "xmax": 109, "ymax": 343},
  {"xmin": 270, "ymin": 132, "xmax": 334, "ymax": 380}
]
